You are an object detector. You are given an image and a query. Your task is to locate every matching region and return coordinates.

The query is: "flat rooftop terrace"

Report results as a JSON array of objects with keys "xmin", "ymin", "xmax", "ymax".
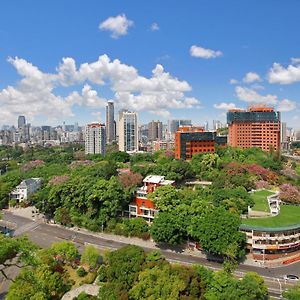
[{"xmin": 242, "ymin": 204, "xmax": 300, "ymax": 230}]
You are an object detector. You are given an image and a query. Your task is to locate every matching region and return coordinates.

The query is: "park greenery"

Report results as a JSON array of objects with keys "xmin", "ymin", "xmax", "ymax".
[
  {"xmin": 97, "ymin": 245, "xmax": 269, "ymax": 300},
  {"xmin": 1, "ymin": 236, "xmax": 101, "ymax": 300},
  {"xmin": 0, "ymin": 237, "xmax": 271, "ymax": 300},
  {"xmin": 0, "ymin": 144, "xmax": 300, "ymax": 261}
]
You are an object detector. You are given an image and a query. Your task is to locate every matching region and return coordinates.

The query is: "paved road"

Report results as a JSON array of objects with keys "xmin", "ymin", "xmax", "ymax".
[{"xmin": 3, "ymin": 212, "xmax": 299, "ymax": 299}]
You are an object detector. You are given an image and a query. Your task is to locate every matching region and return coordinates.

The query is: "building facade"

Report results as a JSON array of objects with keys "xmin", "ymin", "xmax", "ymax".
[
  {"xmin": 85, "ymin": 123, "xmax": 106, "ymax": 155},
  {"xmin": 240, "ymin": 224, "xmax": 300, "ymax": 262},
  {"xmin": 106, "ymin": 101, "xmax": 115, "ymax": 144},
  {"xmin": 175, "ymin": 126, "xmax": 227, "ymax": 160},
  {"xmin": 18, "ymin": 116, "xmax": 26, "ymax": 129},
  {"xmin": 148, "ymin": 120, "xmax": 163, "ymax": 142},
  {"xmin": 10, "ymin": 178, "xmax": 42, "ymax": 203},
  {"xmin": 129, "ymin": 175, "xmax": 175, "ymax": 222},
  {"xmin": 118, "ymin": 110, "xmax": 138, "ymax": 152},
  {"xmin": 227, "ymin": 106, "xmax": 281, "ymax": 151}
]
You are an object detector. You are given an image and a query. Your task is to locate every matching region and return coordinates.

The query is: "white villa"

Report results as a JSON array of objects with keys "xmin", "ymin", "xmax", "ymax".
[{"xmin": 10, "ymin": 178, "xmax": 42, "ymax": 202}]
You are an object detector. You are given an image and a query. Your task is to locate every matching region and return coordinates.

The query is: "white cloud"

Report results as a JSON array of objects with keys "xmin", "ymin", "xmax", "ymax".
[
  {"xmin": 235, "ymin": 86, "xmax": 278, "ymax": 105},
  {"xmin": 150, "ymin": 23, "xmax": 159, "ymax": 31},
  {"xmin": 277, "ymin": 99, "xmax": 296, "ymax": 112},
  {"xmin": 243, "ymin": 72, "xmax": 262, "ymax": 83},
  {"xmin": 268, "ymin": 62, "xmax": 300, "ymax": 84},
  {"xmin": 0, "ymin": 55, "xmax": 200, "ymax": 124},
  {"xmin": 190, "ymin": 45, "xmax": 222, "ymax": 59},
  {"xmin": 291, "ymin": 57, "xmax": 300, "ymax": 65},
  {"xmin": 250, "ymin": 84, "xmax": 265, "ymax": 90},
  {"xmin": 229, "ymin": 79, "xmax": 238, "ymax": 85},
  {"xmin": 214, "ymin": 102, "xmax": 237, "ymax": 110},
  {"xmin": 99, "ymin": 14, "xmax": 134, "ymax": 39},
  {"xmin": 235, "ymin": 86, "xmax": 296, "ymax": 112}
]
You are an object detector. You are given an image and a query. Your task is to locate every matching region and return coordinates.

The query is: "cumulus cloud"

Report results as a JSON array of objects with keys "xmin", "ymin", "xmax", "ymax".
[
  {"xmin": 150, "ymin": 22, "xmax": 159, "ymax": 31},
  {"xmin": 268, "ymin": 62, "xmax": 300, "ymax": 84},
  {"xmin": 235, "ymin": 86, "xmax": 296, "ymax": 112},
  {"xmin": 235, "ymin": 86, "xmax": 278, "ymax": 105},
  {"xmin": 229, "ymin": 79, "xmax": 238, "ymax": 85},
  {"xmin": 243, "ymin": 72, "xmax": 262, "ymax": 83},
  {"xmin": 190, "ymin": 45, "xmax": 222, "ymax": 59},
  {"xmin": 214, "ymin": 102, "xmax": 237, "ymax": 110},
  {"xmin": 0, "ymin": 55, "xmax": 200, "ymax": 124},
  {"xmin": 277, "ymin": 99, "xmax": 296, "ymax": 112},
  {"xmin": 291, "ymin": 57, "xmax": 300, "ymax": 65},
  {"xmin": 99, "ymin": 14, "xmax": 134, "ymax": 39}
]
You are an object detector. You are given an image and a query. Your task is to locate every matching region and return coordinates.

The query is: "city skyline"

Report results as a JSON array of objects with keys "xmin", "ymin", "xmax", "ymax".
[{"xmin": 0, "ymin": 1, "xmax": 299, "ymax": 128}]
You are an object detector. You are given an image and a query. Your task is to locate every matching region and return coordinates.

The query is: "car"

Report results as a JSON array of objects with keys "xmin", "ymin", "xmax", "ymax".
[{"xmin": 283, "ymin": 274, "xmax": 299, "ymax": 281}]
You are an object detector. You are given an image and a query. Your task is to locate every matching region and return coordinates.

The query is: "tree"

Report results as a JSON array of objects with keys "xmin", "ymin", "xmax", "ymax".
[
  {"xmin": 283, "ymin": 285, "xmax": 300, "ymax": 300},
  {"xmin": 6, "ymin": 264, "xmax": 69, "ymax": 300},
  {"xmin": 104, "ymin": 245, "xmax": 146, "ymax": 291},
  {"xmin": 279, "ymin": 184, "xmax": 300, "ymax": 204},
  {"xmin": 80, "ymin": 245, "xmax": 100, "ymax": 270},
  {"xmin": 204, "ymin": 270, "xmax": 241, "ymax": 300},
  {"xmin": 189, "ymin": 207, "xmax": 246, "ymax": 259},
  {"xmin": 148, "ymin": 185, "xmax": 180, "ymax": 212},
  {"xmin": 118, "ymin": 171, "xmax": 143, "ymax": 189},
  {"xmin": 150, "ymin": 212, "xmax": 187, "ymax": 245},
  {"xmin": 129, "ymin": 265, "xmax": 186, "ymax": 300},
  {"xmin": 50, "ymin": 241, "xmax": 79, "ymax": 263},
  {"xmin": 239, "ymin": 272, "xmax": 268, "ymax": 300},
  {"xmin": 123, "ymin": 217, "xmax": 149, "ymax": 238}
]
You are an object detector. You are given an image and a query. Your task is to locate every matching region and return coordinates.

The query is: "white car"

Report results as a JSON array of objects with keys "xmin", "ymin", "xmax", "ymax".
[{"xmin": 283, "ymin": 274, "xmax": 299, "ymax": 282}]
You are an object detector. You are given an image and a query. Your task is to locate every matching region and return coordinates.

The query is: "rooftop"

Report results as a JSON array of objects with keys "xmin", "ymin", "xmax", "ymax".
[
  {"xmin": 143, "ymin": 175, "xmax": 175, "ymax": 185},
  {"xmin": 241, "ymin": 204, "xmax": 300, "ymax": 231}
]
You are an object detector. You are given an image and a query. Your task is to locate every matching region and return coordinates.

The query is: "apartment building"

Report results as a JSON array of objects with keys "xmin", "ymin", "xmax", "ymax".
[
  {"xmin": 118, "ymin": 110, "xmax": 138, "ymax": 152},
  {"xmin": 85, "ymin": 123, "xmax": 106, "ymax": 155}
]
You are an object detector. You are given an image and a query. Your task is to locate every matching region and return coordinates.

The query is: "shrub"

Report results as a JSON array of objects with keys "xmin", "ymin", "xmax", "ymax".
[{"xmin": 77, "ymin": 267, "xmax": 87, "ymax": 277}]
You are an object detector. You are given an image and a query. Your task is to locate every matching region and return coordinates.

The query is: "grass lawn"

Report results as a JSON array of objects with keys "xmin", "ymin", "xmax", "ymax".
[
  {"xmin": 242, "ymin": 204, "xmax": 300, "ymax": 228},
  {"xmin": 64, "ymin": 265, "xmax": 97, "ymax": 287},
  {"xmin": 251, "ymin": 190, "xmax": 274, "ymax": 212}
]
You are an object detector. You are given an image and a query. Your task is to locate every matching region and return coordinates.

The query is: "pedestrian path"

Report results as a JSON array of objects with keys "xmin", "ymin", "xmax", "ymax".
[{"xmin": 61, "ymin": 284, "xmax": 100, "ymax": 300}]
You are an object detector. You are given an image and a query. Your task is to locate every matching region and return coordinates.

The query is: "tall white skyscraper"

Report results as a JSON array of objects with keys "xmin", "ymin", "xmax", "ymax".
[
  {"xmin": 85, "ymin": 123, "xmax": 106, "ymax": 155},
  {"xmin": 106, "ymin": 101, "xmax": 115, "ymax": 144},
  {"xmin": 118, "ymin": 110, "xmax": 138, "ymax": 152}
]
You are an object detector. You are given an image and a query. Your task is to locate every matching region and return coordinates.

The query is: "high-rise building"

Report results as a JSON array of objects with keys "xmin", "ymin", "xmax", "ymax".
[
  {"xmin": 169, "ymin": 119, "xmax": 192, "ymax": 135},
  {"xmin": 106, "ymin": 101, "xmax": 115, "ymax": 144},
  {"xmin": 18, "ymin": 116, "xmax": 26, "ymax": 129},
  {"xmin": 227, "ymin": 106, "xmax": 281, "ymax": 151},
  {"xmin": 175, "ymin": 126, "xmax": 227, "ymax": 160},
  {"xmin": 85, "ymin": 123, "xmax": 106, "ymax": 155},
  {"xmin": 41, "ymin": 126, "xmax": 51, "ymax": 141},
  {"xmin": 148, "ymin": 120, "xmax": 163, "ymax": 142},
  {"xmin": 213, "ymin": 120, "xmax": 223, "ymax": 131},
  {"xmin": 118, "ymin": 110, "xmax": 138, "ymax": 152},
  {"xmin": 281, "ymin": 122, "xmax": 287, "ymax": 143}
]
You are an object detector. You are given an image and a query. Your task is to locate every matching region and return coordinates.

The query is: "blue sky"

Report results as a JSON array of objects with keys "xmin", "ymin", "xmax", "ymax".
[{"xmin": 0, "ymin": 0, "xmax": 299, "ymax": 128}]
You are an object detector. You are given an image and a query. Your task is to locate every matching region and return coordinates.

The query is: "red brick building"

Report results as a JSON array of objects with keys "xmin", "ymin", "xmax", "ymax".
[
  {"xmin": 129, "ymin": 175, "xmax": 175, "ymax": 222},
  {"xmin": 175, "ymin": 126, "xmax": 227, "ymax": 160},
  {"xmin": 227, "ymin": 106, "xmax": 281, "ymax": 151}
]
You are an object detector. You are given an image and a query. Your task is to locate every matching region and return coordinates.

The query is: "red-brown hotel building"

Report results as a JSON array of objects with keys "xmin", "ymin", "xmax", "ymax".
[{"xmin": 227, "ymin": 106, "xmax": 281, "ymax": 151}]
